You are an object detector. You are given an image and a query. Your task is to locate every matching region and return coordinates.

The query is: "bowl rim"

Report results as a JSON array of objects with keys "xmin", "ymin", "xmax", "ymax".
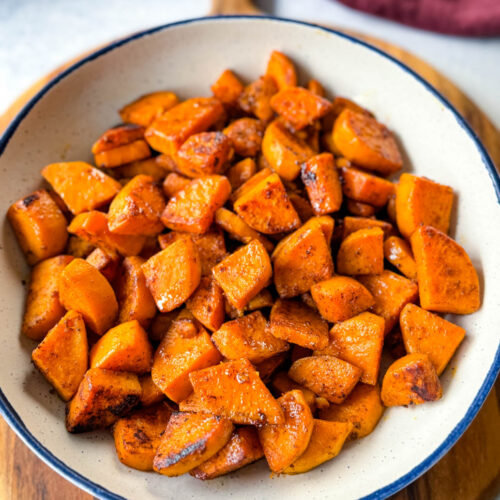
[{"xmin": 0, "ymin": 15, "xmax": 499, "ymax": 500}]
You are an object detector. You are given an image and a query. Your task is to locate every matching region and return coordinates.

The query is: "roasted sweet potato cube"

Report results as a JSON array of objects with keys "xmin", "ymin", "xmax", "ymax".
[
  {"xmin": 120, "ymin": 91, "xmax": 179, "ymax": 127},
  {"xmin": 114, "ymin": 155, "xmax": 168, "ymax": 181},
  {"xmin": 261, "ymin": 120, "xmax": 315, "ymax": 180},
  {"xmin": 346, "ymin": 199, "xmax": 376, "ymax": 217},
  {"xmin": 153, "ymin": 412, "xmax": 233, "ymax": 476},
  {"xmin": 341, "ymin": 167, "xmax": 395, "ymax": 207},
  {"xmin": 113, "ymin": 403, "xmax": 173, "ymax": 471},
  {"xmin": 211, "ymin": 69, "xmax": 244, "ymax": 105},
  {"xmin": 315, "ymin": 312, "xmax": 385, "ymax": 385},
  {"xmin": 396, "ymin": 173, "xmax": 454, "ymax": 238},
  {"xmin": 139, "ymin": 374, "xmax": 165, "ymax": 407},
  {"xmin": 254, "ymin": 352, "xmax": 288, "ymax": 383},
  {"xmin": 66, "ymin": 235, "xmax": 95, "ymax": 258},
  {"xmin": 358, "ymin": 270, "xmax": 418, "ymax": 334},
  {"xmin": 238, "ymin": 75, "xmax": 278, "ymax": 122},
  {"xmin": 271, "ymin": 372, "xmax": 317, "ymax": 411},
  {"xmin": 222, "ymin": 288, "xmax": 274, "ymax": 320},
  {"xmin": 410, "ymin": 225, "xmax": 480, "ymax": 314},
  {"xmin": 189, "ymin": 358, "xmax": 284, "ymax": 425},
  {"xmin": 343, "ymin": 216, "xmax": 393, "ymax": 239},
  {"xmin": 223, "ymin": 118, "xmax": 265, "ymax": 157},
  {"xmin": 337, "ymin": 227, "xmax": 384, "ymax": 275},
  {"xmin": 59, "ymin": 258, "xmax": 118, "ymax": 335},
  {"xmin": 212, "ymin": 239, "xmax": 272, "ymax": 310},
  {"xmin": 142, "ymin": 237, "xmax": 201, "ymax": 313},
  {"xmin": 333, "ymin": 109, "xmax": 402, "ymax": 175},
  {"xmin": 283, "ymin": 419, "xmax": 353, "ymax": 474},
  {"xmin": 186, "ymin": 277, "xmax": 225, "ymax": 332},
  {"xmin": 190, "ymin": 426, "xmax": 264, "ymax": 480},
  {"xmin": 212, "ymin": 311, "xmax": 289, "ymax": 364},
  {"xmin": 307, "ymin": 79, "xmax": 325, "ymax": 96},
  {"xmin": 288, "ymin": 355, "xmax": 362, "ymax": 404},
  {"xmin": 311, "ymin": 276, "xmax": 374, "ymax": 323},
  {"xmin": 86, "ymin": 248, "xmax": 120, "ymax": 282},
  {"xmin": 331, "ymin": 97, "xmax": 372, "ymax": 121},
  {"xmin": 266, "ymin": 51, "xmax": 297, "ymax": 90},
  {"xmin": 289, "ymin": 193, "xmax": 315, "ymax": 222},
  {"xmin": 92, "ymin": 124, "xmax": 146, "ymax": 153},
  {"xmin": 267, "ymin": 299, "xmax": 329, "ymax": 350},
  {"xmin": 381, "ymin": 353, "xmax": 442, "ymax": 406},
  {"xmin": 162, "ymin": 172, "xmax": 191, "ymax": 198},
  {"xmin": 232, "ymin": 167, "xmax": 272, "ymax": 201},
  {"xmin": 145, "ymin": 97, "xmax": 225, "ymax": 155},
  {"xmin": 400, "ymin": 303, "xmax": 465, "ymax": 375},
  {"xmin": 161, "ymin": 175, "xmax": 231, "ymax": 234},
  {"xmin": 178, "ymin": 391, "xmax": 208, "ymax": 413},
  {"xmin": 226, "ymin": 158, "xmax": 257, "ymax": 189},
  {"xmin": 94, "ymin": 139, "xmax": 151, "ymax": 169},
  {"xmin": 22, "ymin": 255, "xmax": 73, "ymax": 340},
  {"xmin": 258, "ymin": 390, "xmax": 314, "ymax": 472},
  {"xmin": 66, "ymin": 368, "xmax": 141, "ymax": 432},
  {"xmin": 384, "ymin": 236, "xmax": 417, "ymax": 280},
  {"xmin": 31, "ymin": 310, "xmax": 88, "ymax": 401}
]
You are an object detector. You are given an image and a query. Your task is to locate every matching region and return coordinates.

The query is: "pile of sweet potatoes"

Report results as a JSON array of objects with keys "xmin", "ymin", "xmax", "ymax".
[{"xmin": 8, "ymin": 50, "xmax": 480, "ymax": 479}]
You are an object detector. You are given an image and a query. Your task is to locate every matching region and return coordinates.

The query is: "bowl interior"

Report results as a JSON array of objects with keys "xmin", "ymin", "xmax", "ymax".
[{"xmin": 0, "ymin": 17, "xmax": 499, "ymax": 500}]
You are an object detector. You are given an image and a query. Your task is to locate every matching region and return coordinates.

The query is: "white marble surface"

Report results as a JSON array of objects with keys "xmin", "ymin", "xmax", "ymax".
[{"xmin": 1, "ymin": 0, "xmax": 499, "ymax": 129}]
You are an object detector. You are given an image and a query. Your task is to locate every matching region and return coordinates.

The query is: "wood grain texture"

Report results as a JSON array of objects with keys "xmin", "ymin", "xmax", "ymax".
[{"xmin": 0, "ymin": 4, "xmax": 499, "ymax": 498}]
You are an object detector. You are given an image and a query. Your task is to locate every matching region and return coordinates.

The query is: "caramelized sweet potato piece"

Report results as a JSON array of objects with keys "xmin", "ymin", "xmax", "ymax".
[
  {"xmin": 307, "ymin": 79, "xmax": 325, "ymax": 97},
  {"xmin": 93, "ymin": 140, "xmax": 151, "ymax": 168},
  {"xmin": 66, "ymin": 235, "xmax": 95, "ymax": 258},
  {"xmin": 341, "ymin": 167, "xmax": 395, "ymax": 207},
  {"xmin": 381, "ymin": 353, "xmax": 442, "ymax": 406},
  {"xmin": 266, "ymin": 51, "xmax": 297, "ymax": 90},
  {"xmin": 343, "ymin": 216, "xmax": 393, "ymax": 239},
  {"xmin": 92, "ymin": 124, "xmax": 146, "ymax": 152},
  {"xmin": 223, "ymin": 118, "xmax": 265, "ymax": 157},
  {"xmin": 162, "ymin": 172, "xmax": 191, "ymax": 198},
  {"xmin": 331, "ymin": 97, "xmax": 372, "ymax": 121},
  {"xmin": 337, "ymin": 227, "xmax": 384, "ymax": 275},
  {"xmin": 186, "ymin": 277, "xmax": 225, "ymax": 332},
  {"xmin": 120, "ymin": 91, "xmax": 179, "ymax": 127},
  {"xmin": 346, "ymin": 199, "xmax": 376, "ymax": 217},
  {"xmin": 289, "ymin": 193, "xmax": 315, "ymax": 222},
  {"xmin": 238, "ymin": 75, "xmax": 278, "ymax": 123},
  {"xmin": 410, "ymin": 225, "xmax": 480, "ymax": 314},
  {"xmin": 59, "ymin": 258, "xmax": 118, "ymax": 335},
  {"xmin": 211, "ymin": 69, "xmax": 244, "ymax": 105},
  {"xmin": 86, "ymin": 248, "xmax": 120, "ymax": 282},
  {"xmin": 226, "ymin": 158, "xmax": 257, "ymax": 189},
  {"xmin": 384, "ymin": 236, "xmax": 417, "ymax": 279},
  {"xmin": 400, "ymin": 303, "xmax": 465, "ymax": 375},
  {"xmin": 139, "ymin": 374, "xmax": 165, "ymax": 407},
  {"xmin": 271, "ymin": 372, "xmax": 317, "ymax": 411},
  {"xmin": 254, "ymin": 352, "xmax": 288, "ymax": 383}
]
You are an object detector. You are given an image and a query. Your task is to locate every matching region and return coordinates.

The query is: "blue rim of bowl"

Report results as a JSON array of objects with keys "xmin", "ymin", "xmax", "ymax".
[{"xmin": 0, "ymin": 15, "xmax": 499, "ymax": 500}]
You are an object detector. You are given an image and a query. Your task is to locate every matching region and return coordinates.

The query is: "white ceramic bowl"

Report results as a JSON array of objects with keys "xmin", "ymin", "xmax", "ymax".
[{"xmin": 0, "ymin": 16, "xmax": 499, "ymax": 500}]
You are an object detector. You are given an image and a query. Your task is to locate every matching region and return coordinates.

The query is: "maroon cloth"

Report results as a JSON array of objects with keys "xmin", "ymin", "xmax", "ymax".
[{"xmin": 336, "ymin": 0, "xmax": 500, "ymax": 36}]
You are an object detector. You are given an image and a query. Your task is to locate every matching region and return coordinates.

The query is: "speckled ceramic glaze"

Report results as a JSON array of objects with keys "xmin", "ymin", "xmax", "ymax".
[{"xmin": 0, "ymin": 16, "xmax": 498, "ymax": 500}]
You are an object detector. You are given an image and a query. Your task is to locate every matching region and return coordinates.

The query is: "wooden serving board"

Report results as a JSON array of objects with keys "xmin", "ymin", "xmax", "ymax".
[{"xmin": 1, "ymin": 6, "xmax": 499, "ymax": 500}]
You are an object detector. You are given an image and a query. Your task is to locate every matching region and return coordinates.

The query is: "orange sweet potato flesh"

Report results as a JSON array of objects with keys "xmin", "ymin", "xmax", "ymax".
[
  {"xmin": 343, "ymin": 216, "xmax": 394, "ymax": 239},
  {"xmin": 258, "ymin": 390, "xmax": 314, "ymax": 472},
  {"xmin": 410, "ymin": 225, "xmax": 480, "ymax": 314},
  {"xmin": 31, "ymin": 310, "xmax": 88, "ymax": 401},
  {"xmin": 153, "ymin": 412, "xmax": 233, "ymax": 476},
  {"xmin": 151, "ymin": 318, "xmax": 221, "ymax": 403},
  {"xmin": 319, "ymin": 383, "xmax": 384, "ymax": 440},
  {"xmin": 238, "ymin": 76, "xmax": 278, "ymax": 123},
  {"xmin": 311, "ymin": 276, "xmax": 374, "ymax": 323},
  {"xmin": 67, "ymin": 235, "xmax": 95, "ymax": 258},
  {"xmin": 66, "ymin": 368, "xmax": 141, "ymax": 432},
  {"xmin": 315, "ymin": 312, "xmax": 385, "ymax": 385},
  {"xmin": 331, "ymin": 97, "xmax": 372, "ymax": 121},
  {"xmin": 189, "ymin": 358, "xmax": 284, "ymax": 425},
  {"xmin": 400, "ymin": 303, "xmax": 465, "ymax": 375},
  {"xmin": 211, "ymin": 69, "xmax": 244, "ymax": 105},
  {"xmin": 145, "ymin": 97, "xmax": 225, "ymax": 155},
  {"xmin": 7, "ymin": 189, "xmax": 68, "ymax": 265},
  {"xmin": 289, "ymin": 355, "xmax": 362, "ymax": 404},
  {"xmin": 212, "ymin": 311, "xmax": 289, "ymax": 364},
  {"xmin": 42, "ymin": 162, "xmax": 121, "ymax": 215},
  {"xmin": 22, "ymin": 255, "xmax": 73, "ymax": 340},
  {"xmin": 254, "ymin": 352, "xmax": 288, "ymax": 383},
  {"xmin": 139, "ymin": 374, "xmax": 165, "ymax": 407},
  {"xmin": 346, "ymin": 199, "xmax": 376, "ymax": 217},
  {"xmin": 232, "ymin": 167, "xmax": 272, "ymax": 201},
  {"xmin": 267, "ymin": 299, "xmax": 329, "ymax": 350},
  {"xmin": 289, "ymin": 193, "xmax": 315, "ymax": 222},
  {"xmin": 113, "ymin": 403, "xmax": 173, "ymax": 471},
  {"xmin": 59, "ymin": 258, "xmax": 118, "ymax": 335},
  {"xmin": 307, "ymin": 79, "xmax": 325, "ymax": 97},
  {"xmin": 163, "ymin": 172, "xmax": 191, "ymax": 198},
  {"xmin": 142, "ymin": 237, "xmax": 201, "ymax": 313},
  {"xmin": 337, "ymin": 227, "xmax": 384, "ymax": 275},
  {"xmin": 190, "ymin": 426, "xmax": 264, "ymax": 480},
  {"xmin": 341, "ymin": 167, "xmax": 395, "ymax": 207},
  {"xmin": 120, "ymin": 91, "xmax": 179, "ymax": 127},
  {"xmin": 212, "ymin": 239, "xmax": 272, "ymax": 310},
  {"xmin": 161, "ymin": 175, "xmax": 231, "ymax": 234},
  {"xmin": 271, "ymin": 372, "xmax": 318, "ymax": 411},
  {"xmin": 396, "ymin": 173, "xmax": 454, "ymax": 238},
  {"xmin": 223, "ymin": 118, "xmax": 265, "ymax": 157},
  {"xmin": 381, "ymin": 353, "xmax": 442, "ymax": 406},
  {"xmin": 107, "ymin": 174, "xmax": 165, "ymax": 236},
  {"xmin": 186, "ymin": 277, "xmax": 225, "ymax": 332},
  {"xmin": 333, "ymin": 109, "xmax": 403, "ymax": 175},
  {"xmin": 226, "ymin": 158, "xmax": 257, "ymax": 189},
  {"xmin": 266, "ymin": 51, "xmax": 297, "ymax": 90},
  {"xmin": 86, "ymin": 248, "xmax": 120, "ymax": 283},
  {"xmin": 94, "ymin": 139, "xmax": 151, "ymax": 169},
  {"xmin": 384, "ymin": 236, "xmax": 417, "ymax": 280},
  {"xmin": 225, "ymin": 288, "xmax": 274, "ymax": 320},
  {"xmin": 92, "ymin": 124, "xmax": 146, "ymax": 154}
]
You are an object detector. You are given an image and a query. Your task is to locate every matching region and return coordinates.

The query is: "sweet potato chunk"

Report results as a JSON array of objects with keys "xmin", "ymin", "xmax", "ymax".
[
  {"xmin": 113, "ymin": 403, "xmax": 173, "ymax": 471},
  {"xmin": 114, "ymin": 156, "xmax": 168, "ymax": 181},
  {"xmin": 238, "ymin": 75, "xmax": 278, "ymax": 123},
  {"xmin": 186, "ymin": 277, "xmax": 225, "ymax": 332},
  {"xmin": 120, "ymin": 91, "xmax": 179, "ymax": 127},
  {"xmin": 42, "ymin": 162, "xmax": 121, "ymax": 215},
  {"xmin": 212, "ymin": 239, "xmax": 272, "ymax": 310},
  {"xmin": 86, "ymin": 248, "xmax": 120, "ymax": 282},
  {"xmin": 400, "ymin": 303, "xmax": 465, "ymax": 375},
  {"xmin": 289, "ymin": 193, "xmax": 315, "ymax": 222},
  {"xmin": 151, "ymin": 318, "xmax": 221, "ymax": 403},
  {"xmin": 92, "ymin": 124, "xmax": 146, "ymax": 154},
  {"xmin": 190, "ymin": 426, "xmax": 263, "ymax": 480},
  {"xmin": 307, "ymin": 79, "xmax": 325, "ymax": 96},
  {"xmin": 341, "ymin": 167, "xmax": 395, "ymax": 207},
  {"xmin": 254, "ymin": 352, "xmax": 288, "ymax": 383},
  {"xmin": 31, "ymin": 310, "xmax": 87, "ymax": 401},
  {"xmin": 381, "ymin": 353, "xmax": 442, "ymax": 406},
  {"xmin": 358, "ymin": 270, "xmax": 418, "ymax": 334},
  {"xmin": 162, "ymin": 172, "xmax": 191, "ymax": 198},
  {"xmin": 66, "ymin": 235, "xmax": 95, "ymax": 258},
  {"xmin": 139, "ymin": 374, "xmax": 165, "ymax": 407},
  {"xmin": 145, "ymin": 97, "xmax": 225, "ymax": 155},
  {"xmin": 161, "ymin": 175, "xmax": 231, "ymax": 234},
  {"xmin": 410, "ymin": 225, "xmax": 480, "ymax": 314},
  {"xmin": 66, "ymin": 368, "xmax": 141, "ymax": 432},
  {"xmin": 22, "ymin": 255, "xmax": 73, "ymax": 340},
  {"xmin": 59, "ymin": 258, "xmax": 118, "ymax": 335},
  {"xmin": 337, "ymin": 227, "xmax": 384, "ymax": 275},
  {"xmin": 331, "ymin": 97, "xmax": 372, "ymax": 121},
  {"xmin": 258, "ymin": 390, "xmax": 314, "ymax": 472},
  {"xmin": 271, "ymin": 372, "xmax": 317, "ymax": 411},
  {"xmin": 153, "ymin": 412, "xmax": 233, "ymax": 476},
  {"xmin": 343, "ymin": 216, "xmax": 393, "ymax": 239},
  {"xmin": 212, "ymin": 311, "xmax": 289, "ymax": 363},
  {"xmin": 346, "ymin": 199, "xmax": 376, "ymax": 217},
  {"xmin": 384, "ymin": 235, "xmax": 417, "ymax": 280},
  {"xmin": 226, "ymin": 158, "xmax": 257, "ymax": 189},
  {"xmin": 142, "ymin": 237, "xmax": 201, "ymax": 313},
  {"xmin": 283, "ymin": 419, "xmax": 353, "ymax": 474},
  {"xmin": 232, "ymin": 167, "xmax": 272, "ymax": 201},
  {"xmin": 266, "ymin": 51, "xmax": 297, "ymax": 90},
  {"xmin": 267, "ymin": 299, "xmax": 329, "ymax": 350},
  {"xmin": 211, "ymin": 69, "xmax": 244, "ymax": 105},
  {"xmin": 319, "ymin": 383, "xmax": 384, "ymax": 440},
  {"xmin": 189, "ymin": 358, "xmax": 284, "ymax": 425},
  {"xmin": 310, "ymin": 276, "xmax": 374, "ymax": 323},
  {"xmin": 289, "ymin": 355, "xmax": 362, "ymax": 404},
  {"xmin": 396, "ymin": 173, "xmax": 454, "ymax": 238},
  {"xmin": 94, "ymin": 139, "xmax": 151, "ymax": 168},
  {"xmin": 8, "ymin": 190, "xmax": 68, "ymax": 265},
  {"xmin": 333, "ymin": 109, "xmax": 402, "ymax": 175},
  {"xmin": 223, "ymin": 118, "xmax": 265, "ymax": 157},
  {"xmin": 261, "ymin": 120, "xmax": 315, "ymax": 180}
]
